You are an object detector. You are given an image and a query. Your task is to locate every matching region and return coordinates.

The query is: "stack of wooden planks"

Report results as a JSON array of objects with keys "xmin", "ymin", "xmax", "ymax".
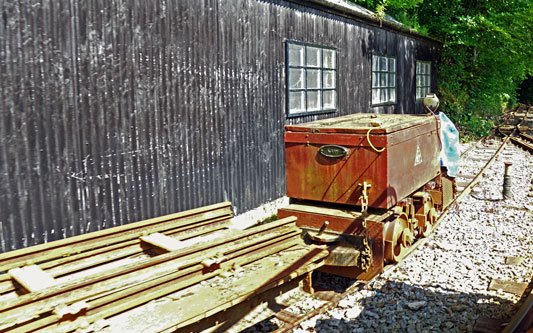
[{"xmin": 0, "ymin": 202, "xmax": 328, "ymax": 332}]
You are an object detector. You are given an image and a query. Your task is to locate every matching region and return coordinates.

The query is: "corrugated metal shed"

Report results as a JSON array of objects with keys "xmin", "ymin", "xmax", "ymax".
[{"xmin": 0, "ymin": 0, "xmax": 440, "ymax": 252}]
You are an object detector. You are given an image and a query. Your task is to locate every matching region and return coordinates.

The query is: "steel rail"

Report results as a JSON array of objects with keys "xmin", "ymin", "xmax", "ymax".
[
  {"xmin": 502, "ymin": 289, "xmax": 533, "ymax": 333},
  {"xmin": 510, "ymin": 136, "xmax": 533, "ymax": 153},
  {"xmin": 508, "ymin": 105, "xmax": 533, "ymax": 153},
  {"xmin": 273, "ymin": 107, "xmax": 531, "ymax": 333}
]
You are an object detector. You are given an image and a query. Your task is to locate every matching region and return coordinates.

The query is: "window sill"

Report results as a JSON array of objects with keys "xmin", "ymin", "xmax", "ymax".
[
  {"xmin": 287, "ymin": 109, "xmax": 337, "ymax": 118},
  {"xmin": 371, "ymin": 102, "xmax": 397, "ymax": 107}
]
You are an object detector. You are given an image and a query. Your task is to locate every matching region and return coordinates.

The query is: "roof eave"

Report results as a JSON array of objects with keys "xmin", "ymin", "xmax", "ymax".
[{"xmin": 290, "ymin": 0, "xmax": 443, "ymax": 44}]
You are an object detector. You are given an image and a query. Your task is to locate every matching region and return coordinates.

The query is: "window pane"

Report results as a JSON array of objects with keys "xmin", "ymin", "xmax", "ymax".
[
  {"xmin": 288, "ymin": 44, "xmax": 304, "ymax": 66},
  {"xmin": 307, "ymin": 69, "xmax": 321, "ymax": 89},
  {"xmin": 306, "ymin": 47, "xmax": 321, "ymax": 67},
  {"xmin": 416, "ymin": 62, "xmax": 421, "ymax": 74},
  {"xmin": 289, "ymin": 68, "xmax": 304, "ymax": 89},
  {"xmin": 323, "ymin": 90, "xmax": 336, "ymax": 109},
  {"xmin": 389, "ymin": 88, "xmax": 396, "ymax": 102},
  {"xmin": 289, "ymin": 91, "xmax": 305, "ymax": 113},
  {"xmin": 372, "ymin": 89, "xmax": 380, "ymax": 104},
  {"xmin": 372, "ymin": 55, "xmax": 379, "ymax": 71},
  {"xmin": 323, "ymin": 49, "xmax": 336, "ymax": 69},
  {"xmin": 425, "ymin": 63, "xmax": 431, "ymax": 75},
  {"xmin": 389, "ymin": 58, "xmax": 396, "ymax": 72},
  {"xmin": 379, "ymin": 56, "xmax": 387, "ymax": 71},
  {"xmin": 380, "ymin": 88, "xmax": 386, "ymax": 103},
  {"xmin": 380, "ymin": 73, "xmax": 387, "ymax": 87},
  {"xmin": 323, "ymin": 70, "xmax": 336, "ymax": 89},
  {"xmin": 372, "ymin": 72, "xmax": 379, "ymax": 87},
  {"xmin": 307, "ymin": 91, "xmax": 321, "ymax": 111},
  {"xmin": 389, "ymin": 74, "xmax": 395, "ymax": 87}
]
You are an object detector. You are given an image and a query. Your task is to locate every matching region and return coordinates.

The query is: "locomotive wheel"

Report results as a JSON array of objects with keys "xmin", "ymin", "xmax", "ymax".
[
  {"xmin": 384, "ymin": 213, "xmax": 412, "ymax": 263},
  {"xmin": 414, "ymin": 192, "xmax": 437, "ymax": 238},
  {"xmin": 420, "ymin": 206, "xmax": 437, "ymax": 237}
]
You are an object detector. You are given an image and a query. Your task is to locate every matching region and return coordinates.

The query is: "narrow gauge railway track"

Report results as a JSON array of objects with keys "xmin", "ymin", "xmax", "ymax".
[
  {"xmin": 250, "ymin": 108, "xmax": 533, "ymax": 333},
  {"xmin": 501, "ymin": 104, "xmax": 533, "ymax": 153},
  {"xmin": 510, "ymin": 133, "xmax": 533, "ymax": 153}
]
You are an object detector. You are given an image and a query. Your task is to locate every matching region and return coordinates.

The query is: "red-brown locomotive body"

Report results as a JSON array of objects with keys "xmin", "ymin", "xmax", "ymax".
[{"xmin": 278, "ymin": 113, "xmax": 456, "ymax": 279}]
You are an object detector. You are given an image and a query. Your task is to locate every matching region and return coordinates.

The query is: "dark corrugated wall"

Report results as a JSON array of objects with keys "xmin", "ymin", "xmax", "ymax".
[{"xmin": 0, "ymin": 0, "xmax": 440, "ymax": 252}]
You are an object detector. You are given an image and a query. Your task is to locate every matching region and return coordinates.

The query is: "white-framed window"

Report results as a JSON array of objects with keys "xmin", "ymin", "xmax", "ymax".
[
  {"xmin": 416, "ymin": 61, "xmax": 431, "ymax": 100},
  {"xmin": 286, "ymin": 41, "xmax": 337, "ymax": 116},
  {"xmin": 372, "ymin": 55, "xmax": 397, "ymax": 106}
]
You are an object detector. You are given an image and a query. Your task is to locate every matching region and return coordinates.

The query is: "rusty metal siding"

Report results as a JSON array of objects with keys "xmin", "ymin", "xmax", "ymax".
[{"xmin": 0, "ymin": 0, "xmax": 440, "ymax": 252}]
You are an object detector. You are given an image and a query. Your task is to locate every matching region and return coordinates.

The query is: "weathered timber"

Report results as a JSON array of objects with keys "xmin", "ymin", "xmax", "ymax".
[
  {"xmin": 14, "ymin": 225, "xmax": 312, "ymax": 332},
  {"xmin": 111, "ymin": 249, "xmax": 327, "ymax": 332},
  {"xmin": 174, "ymin": 277, "xmax": 304, "ymax": 333},
  {"xmin": 0, "ymin": 202, "xmax": 233, "ymax": 272},
  {"xmin": 473, "ymin": 316, "xmax": 506, "ymax": 333},
  {"xmin": 504, "ymin": 256, "xmax": 524, "ymax": 266},
  {"xmin": 8, "ymin": 265, "xmax": 57, "ymax": 293},
  {"xmin": 488, "ymin": 279, "xmax": 528, "ymax": 296},
  {"xmin": 140, "ymin": 233, "xmax": 186, "ymax": 252},
  {"xmin": 0, "ymin": 213, "xmax": 231, "ymax": 298},
  {"xmin": 0, "ymin": 217, "xmax": 299, "ymax": 330}
]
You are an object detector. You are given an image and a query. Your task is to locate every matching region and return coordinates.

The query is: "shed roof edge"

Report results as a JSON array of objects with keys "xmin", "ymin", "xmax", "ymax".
[{"xmin": 289, "ymin": 0, "xmax": 443, "ymax": 44}]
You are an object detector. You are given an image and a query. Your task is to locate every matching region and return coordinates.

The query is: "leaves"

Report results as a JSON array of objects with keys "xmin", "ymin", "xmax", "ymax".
[{"xmin": 348, "ymin": 0, "xmax": 533, "ymax": 137}]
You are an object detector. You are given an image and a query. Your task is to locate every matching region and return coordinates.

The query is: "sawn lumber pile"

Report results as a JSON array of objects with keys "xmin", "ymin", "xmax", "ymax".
[{"xmin": 0, "ymin": 202, "xmax": 328, "ymax": 332}]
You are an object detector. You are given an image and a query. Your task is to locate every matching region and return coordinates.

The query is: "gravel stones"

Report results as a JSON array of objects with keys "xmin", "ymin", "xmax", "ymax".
[{"xmin": 405, "ymin": 301, "xmax": 427, "ymax": 311}]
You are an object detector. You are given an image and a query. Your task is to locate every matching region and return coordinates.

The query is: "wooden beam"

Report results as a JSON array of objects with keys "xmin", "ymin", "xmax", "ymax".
[
  {"xmin": 17, "ymin": 229, "xmax": 312, "ymax": 332},
  {"xmin": 8, "ymin": 265, "xmax": 56, "ymax": 293},
  {"xmin": 0, "ymin": 215, "xmax": 231, "ymax": 298},
  {"xmin": 0, "ymin": 217, "xmax": 299, "ymax": 330},
  {"xmin": 140, "ymin": 233, "xmax": 187, "ymax": 252},
  {"xmin": 488, "ymin": 279, "xmax": 528, "ymax": 296},
  {"xmin": 0, "ymin": 202, "xmax": 232, "ymax": 272}
]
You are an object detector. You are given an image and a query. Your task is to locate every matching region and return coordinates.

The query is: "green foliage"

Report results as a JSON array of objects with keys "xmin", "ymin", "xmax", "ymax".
[
  {"xmin": 347, "ymin": 0, "xmax": 533, "ymax": 138},
  {"xmin": 518, "ymin": 75, "xmax": 533, "ymax": 104}
]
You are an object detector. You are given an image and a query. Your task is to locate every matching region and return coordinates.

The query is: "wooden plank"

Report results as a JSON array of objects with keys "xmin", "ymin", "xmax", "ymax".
[
  {"xmin": 0, "ymin": 202, "xmax": 232, "ymax": 271},
  {"xmin": 456, "ymin": 173, "xmax": 475, "ymax": 179},
  {"xmin": 473, "ymin": 316, "xmax": 506, "ymax": 333},
  {"xmin": 505, "ymin": 256, "xmax": 524, "ymax": 266},
  {"xmin": 174, "ymin": 278, "xmax": 304, "ymax": 333},
  {"xmin": 0, "ymin": 217, "xmax": 299, "ymax": 330},
  {"xmin": 23, "ymin": 233, "xmax": 315, "ymax": 332},
  {"xmin": 8, "ymin": 265, "xmax": 56, "ymax": 293},
  {"xmin": 275, "ymin": 309, "xmax": 300, "ymax": 323},
  {"xmin": 140, "ymin": 233, "xmax": 186, "ymax": 252},
  {"xmin": 502, "ymin": 291, "xmax": 533, "ymax": 333},
  {"xmin": 281, "ymin": 203, "xmax": 391, "ymax": 221},
  {"xmin": 285, "ymin": 114, "xmax": 432, "ymax": 134},
  {"xmin": 104, "ymin": 247, "xmax": 327, "ymax": 333},
  {"xmin": 0, "ymin": 215, "xmax": 231, "ymax": 297},
  {"xmin": 0, "ymin": 202, "xmax": 232, "ymax": 272},
  {"xmin": 488, "ymin": 279, "xmax": 528, "ymax": 296}
]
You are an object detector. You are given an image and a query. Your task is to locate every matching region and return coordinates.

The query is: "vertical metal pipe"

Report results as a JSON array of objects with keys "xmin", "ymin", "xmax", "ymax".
[{"xmin": 503, "ymin": 162, "xmax": 512, "ymax": 199}]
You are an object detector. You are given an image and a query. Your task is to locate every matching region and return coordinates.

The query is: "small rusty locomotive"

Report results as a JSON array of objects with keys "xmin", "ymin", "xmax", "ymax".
[{"xmin": 277, "ymin": 113, "xmax": 456, "ymax": 279}]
